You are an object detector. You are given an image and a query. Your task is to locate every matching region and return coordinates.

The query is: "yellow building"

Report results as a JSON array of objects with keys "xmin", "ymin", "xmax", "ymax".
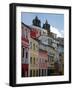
[{"xmin": 29, "ymin": 38, "xmax": 39, "ymax": 77}]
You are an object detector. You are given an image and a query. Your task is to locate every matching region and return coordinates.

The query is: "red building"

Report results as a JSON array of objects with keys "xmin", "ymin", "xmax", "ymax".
[
  {"xmin": 30, "ymin": 26, "xmax": 41, "ymax": 39},
  {"xmin": 21, "ymin": 23, "xmax": 31, "ymax": 77}
]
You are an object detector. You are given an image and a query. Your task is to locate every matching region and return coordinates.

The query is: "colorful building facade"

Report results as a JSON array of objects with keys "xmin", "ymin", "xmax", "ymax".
[
  {"xmin": 57, "ymin": 38, "xmax": 64, "ymax": 75},
  {"xmin": 21, "ymin": 23, "xmax": 30, "ymax": 77},
  {"xmin": 29, "ymin": 26, "xmax": 40, "ymax": 77},
  {"xmin": 39, "ymin": 49, "xmax": 48, "ymax": 76},
  {"xmin": 21, "ymin": 16, "xmax": 64, "ymax": 77},
  {"xmin": 29, "ymin": 38, "xmax": 39, "ymax": 77}
]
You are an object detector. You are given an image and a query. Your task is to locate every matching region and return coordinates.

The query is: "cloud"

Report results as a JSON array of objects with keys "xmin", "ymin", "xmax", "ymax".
[{"xmin": 50, "ymin": 26, "xmax": 64, "ymax": 37}]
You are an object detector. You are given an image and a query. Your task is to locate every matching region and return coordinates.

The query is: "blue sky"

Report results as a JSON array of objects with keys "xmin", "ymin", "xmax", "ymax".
[{"xmin": 21, "ymin": 12, "xmax": 64, "ymax": 37}]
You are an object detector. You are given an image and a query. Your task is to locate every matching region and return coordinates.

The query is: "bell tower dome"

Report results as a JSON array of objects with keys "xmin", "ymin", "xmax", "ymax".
[
  {"xmin": 42, "ymin": 20, "xmax": 50, "ymax": 34},
  {"xmin": 32, "ymin": 16, "xmax": 41, "ymax": 27}
]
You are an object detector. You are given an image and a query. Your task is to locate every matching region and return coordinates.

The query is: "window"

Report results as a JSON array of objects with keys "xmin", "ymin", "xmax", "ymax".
[
  {"xmin": 22, "ymin": 26, "xmax": 24, "ymax": 37},
  {"xmin": 23, "ymin": 29, "xmax": 26, "ymax": 38},
  {"xmin": 44, "ymin": 69, "xmax": 46, "ymax": 76},
  {"xmin": 42, "ymin": 69, "xmax": 44, "ymax": 76},
  {"xmin": 33, "ymin": 43, "xmax": 35, "ymax": 50},
  {"xmin": 33, "ymin": 70, "xmax": 35, "ymax": 77},
  {"xmin": 30, "ymin": 42, "xmax": 32, "ymax": 49},
  {"xmin": 26, "ymin": 52, "xmax": 28, "ymax": 59},
  {"xmin": 59, "ymin": 53, "xmax": 62, "ymax": 56},
  {"xmin": 23, "ymin": 28, "xmax": 28, "ymax": 38},
  {"xmin": 30, "ymin": 57, "xmax": 32, "ymax": 64},
  {"xmin": 45, "ymin": 69, "xmax": 47, "ymax": 76},
  {"xmin": 41, "ymin": 58, "xmax": 43, "ymax": 63},
  {"xmin": 45, "ymin": 60, "xmax": 47, "ymax": 63},
  {"xmin": 43, "ymin": 69, "xmax": 45, "ymax": 76},
  {"xmin": 22, "ymin": 47, "xmax": 24, "ymax": 58},
  {"xmin": 48, "ymin": 39, "xmax": 52, "ymax": 45},
  {"xmin": 26, "ymin": 30, "xmax": 28, "ymax": 39},
  {"xmin": 30, "ymin": 70, "xmax": 32, "ymax": 77},
  {"xmin": 36, "ymin": 45, "xmax": 38, "ymax": 50},
  {"xmin": 33, "ymin": 57, "xmax": 35, "ymax": 64},
  {"xmin": 50, "ymin": 57, "xmax": 54, "ymax": 62},
  {"xmin": 36, "ymin": 70, "xmax": 38, "ymax": 76}
]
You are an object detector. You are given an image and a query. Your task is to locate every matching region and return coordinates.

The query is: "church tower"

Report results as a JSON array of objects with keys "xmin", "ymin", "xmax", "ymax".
[
  {"xmin": 42, "ymin": 20, "xmax": 50, "ymax": 35},
  {"xmin": 32, "ymin": 16, "xmax": 41, "ymax": 27}
]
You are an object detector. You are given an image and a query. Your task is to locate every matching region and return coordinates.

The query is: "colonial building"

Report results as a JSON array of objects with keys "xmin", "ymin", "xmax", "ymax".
[
  {"xmin": 29, "ymin": 38, "xmax": 39, "ymax": 77},
  {"xmin": 38, "ymin": 35, "xmax": 58, "ymax": 75},
  {"xmin": 39, "ymin": 49, "xmax": 48, "ymax": 76},
  {"xmin": 31, "ymin": 17, "xmax": 60, "ymax": 76},
  {"xmin": 30, "ymin": 25, "xmax": 49, "ymax": 76},
  {"xmin": 47, "ymin": 46, "xmax": 56, "ymax": 75},
  {"xmin": 38, "ymin": 40, "xmax": 49, "ymax": 76},
  {"xmin": 57, "ymin": 37, "xmax": 64, "ymax": 75},
  {"xmin": 29, "ymin": 26, "xmax": 39, "ymax": 77},
  {"xmin": 21, "ymin": 16, "xmax": 64, "ymax": 77},
  {"xmin": 21, "ymin": 23, "xmax": 31, "ymax": 77},
  {"xmin": 30, "ymin": 26, "xmax": 41, "ymax": 38}
]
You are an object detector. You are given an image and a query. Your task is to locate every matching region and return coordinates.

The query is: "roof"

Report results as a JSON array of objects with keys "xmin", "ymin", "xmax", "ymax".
[
  {"xmin": 21, "ymin": 22, "xmax": 31, "ymax": 30},
  {"xmin": 29, "ymin": 25, "xmax": 47, "ymax": 33}
]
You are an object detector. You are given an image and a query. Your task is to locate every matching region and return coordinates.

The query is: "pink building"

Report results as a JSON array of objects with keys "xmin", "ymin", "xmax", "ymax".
[{"xmin": 39, "ymin": 50, "xmax": 48, "ymax": 76}]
